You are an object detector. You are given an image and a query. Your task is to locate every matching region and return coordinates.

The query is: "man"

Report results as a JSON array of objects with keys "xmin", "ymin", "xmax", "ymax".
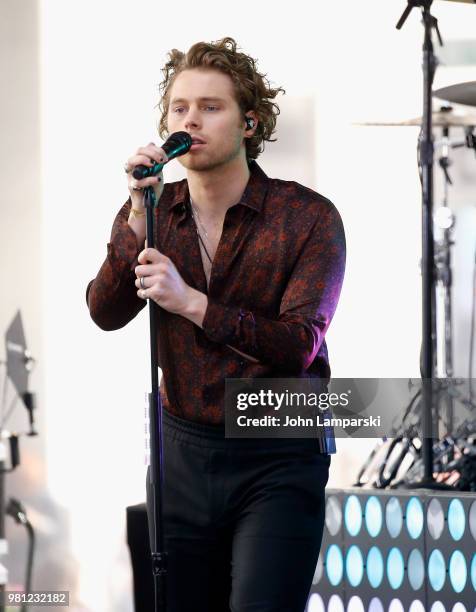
[{"xmin": 87, "ymin": 37, "xmax": 345, "ymax": 612}]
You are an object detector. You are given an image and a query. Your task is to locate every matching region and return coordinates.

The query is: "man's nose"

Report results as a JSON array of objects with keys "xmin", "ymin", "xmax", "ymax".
[{"xmin": 184, "ymin": 108, "xmax": 201, "ymax": 130}]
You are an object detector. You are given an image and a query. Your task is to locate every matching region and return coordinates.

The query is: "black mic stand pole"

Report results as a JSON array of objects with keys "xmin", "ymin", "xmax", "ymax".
[
  {"xmin": 435, "ymin": 127, "xmax": 455, "ymax": 455},
  {"xmin": 144, "ymin": 185, "xmax": 168, "ymax": 611},
  {"xmin": 396, "ymin": 1, "xmax": 452, "ymax": 488}
]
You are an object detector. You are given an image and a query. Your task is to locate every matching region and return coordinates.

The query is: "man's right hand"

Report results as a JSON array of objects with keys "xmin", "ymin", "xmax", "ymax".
[
  {"xmin": 124, "ymin": 143, "xmax": 167, "ymax": 246},
  {"xmin": 125, "ymin": 142, "xmax": 167, "ymax": 208}
]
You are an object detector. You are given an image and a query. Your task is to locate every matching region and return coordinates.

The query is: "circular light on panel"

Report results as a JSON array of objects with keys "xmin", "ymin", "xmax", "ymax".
[
  {"xmin": 368, "ymin": 598, "xmax": 384, "ymax": 612},
  {"xmin": 366, "ymin": 546, "xmax": 384, "ymax": 588},
  {"xmin": 346, "ymin": 596, "xmax": 364, "ymax": 612},
  {"xmin": 307, "ymin": 593, "xmax": 325, "ymax": 612},
  {"xmin": 312, "ymin": 555, "xmax": 323, "ymax": 585},
  {"xmin": 471, "ymin": 553, "xmax": 476, "ymax": 590},
  {"xmin": 388, "ymin": 599, "xmax": 404, "ymax": 612},
  {"xmin": 409, "ymin": 601, "xmax": 425, "ymax": 612},
  {"xmin": 344, "ymin": 495, "xmax": 362, "ymax": 537},
  {"xmin": 386, "ymin": 497, "xmax": 403, "ymax": 538},
  {"xmin": 451, "ymin": 605, "xmax": 467, "ymax": 612},
  {"xmin": 427, "ymin": 498, "xmax": 445, "ymax": 540},
  {"xmin": 326, "ymin": 496, "xmax": 342, "ymax": 536},
  {"xmin": 326, "ymin": 544, "xmax": 344, "ymax": 586},
  {"xmin": 469, "ymin": 501, "xmax": 476, "ymax": 540},
  {"xmin": 406, "ymin": 497, "xmax": 424, "ymax": 539},
  {"xmin": 387, "ymin": 547, "xmax": 405, "ymax": 590},
  {"xmin": 345, "ymin": 545, "xmax": 364, "ymax": 588},
  {"xmin": 449, "ymin": 550, "xmax": 467, "ymax": 593},
  {"xmin": 365, "ymin": 496, "xmax": 383, "ymax": 538},
  {"xmin": 408, "ymin": 549, "xmax": 425, "ymax": 590},
  {"xmin": 430, "ymin": 603, "xmax": 446, "ymax": 612},
  {"xmin": 448, "ymin": 499, "xmax": 466, "ymax": 541},
  {"xmin": 328, "ymin": 594, "xmax": 345, "ymax": 612},
  {"xmin": 428, "ymin": 549, "xmax": 446, "ymax": 591}
]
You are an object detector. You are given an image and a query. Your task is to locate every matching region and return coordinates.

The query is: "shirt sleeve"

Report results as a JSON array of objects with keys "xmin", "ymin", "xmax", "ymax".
[
  {"xmin": 201, "ymin": 201, "xmax": 346, "ymax": 373},
  {"xmin": 86, "ymin": 199, "xmax": 147, "ymax": 330}
]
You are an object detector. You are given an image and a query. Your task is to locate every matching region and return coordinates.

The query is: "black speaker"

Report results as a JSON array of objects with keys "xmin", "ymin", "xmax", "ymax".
[{"xmin": 126, "ymin": 503, "xmax": 153, "ymax": 611}]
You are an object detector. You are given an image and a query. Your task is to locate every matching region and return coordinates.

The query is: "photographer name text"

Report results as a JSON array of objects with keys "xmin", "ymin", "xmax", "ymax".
[{"xmin": 236, "ymin": 414, "xmax": 381, "ymax": 428}]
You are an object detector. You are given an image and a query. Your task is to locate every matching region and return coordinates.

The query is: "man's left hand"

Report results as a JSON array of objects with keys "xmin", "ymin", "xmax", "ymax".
[{"xmin": 135, "ymin": 248, "xmax": 207, "ymax": 326}]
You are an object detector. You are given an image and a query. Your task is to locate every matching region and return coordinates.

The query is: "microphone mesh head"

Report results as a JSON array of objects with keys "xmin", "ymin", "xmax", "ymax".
[
  {"xmin": 162, "ymin": 132, "xmax": 192, "ymax": 158},
  {"xmin": 131, "ymin": 132, "xmax": 192, "ymax": 179}
]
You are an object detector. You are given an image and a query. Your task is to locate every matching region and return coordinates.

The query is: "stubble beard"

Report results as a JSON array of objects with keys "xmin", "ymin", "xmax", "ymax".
[{"xmin": 180, "ymin": 133, "xmax": 244, "ymax": 173}]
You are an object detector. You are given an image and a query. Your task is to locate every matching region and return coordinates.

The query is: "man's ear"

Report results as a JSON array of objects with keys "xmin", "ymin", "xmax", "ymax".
[{"xmin": 244, "ymin": 112, "xmax": 258, "ymax": 133}]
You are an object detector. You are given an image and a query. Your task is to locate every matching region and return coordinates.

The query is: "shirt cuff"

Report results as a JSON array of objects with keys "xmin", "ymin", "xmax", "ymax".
[
  {"xmin": 202, "ymin": 299, "xmax": 257, "ymax": 348},
  {"xmin": 202, "ymin": 300, "xmax": 240, "ymax": 343}
]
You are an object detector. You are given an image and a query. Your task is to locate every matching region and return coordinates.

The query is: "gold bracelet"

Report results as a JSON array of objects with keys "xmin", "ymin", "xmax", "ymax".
[{"xmin": 130, "ymin": 207, "xmax": 146, "ymax": 218}]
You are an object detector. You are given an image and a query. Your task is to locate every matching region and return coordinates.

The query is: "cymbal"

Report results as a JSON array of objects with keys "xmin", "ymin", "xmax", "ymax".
[
  {"xmin": 434, "ymin": 82, "xmax": 476, "ymax": 108},
  {"xmin": 356, "ymin": 109, "xmax": 476, "ymax": 128},
  {"xmin": 440, "ymin": 0, "xmax": 476, "ymax": 4}
]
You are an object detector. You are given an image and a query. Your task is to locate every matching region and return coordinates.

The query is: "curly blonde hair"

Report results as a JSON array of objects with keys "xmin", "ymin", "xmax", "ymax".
[{"xmin": 157, "ymin": 37, "xmax": 285, "ymax": 160}]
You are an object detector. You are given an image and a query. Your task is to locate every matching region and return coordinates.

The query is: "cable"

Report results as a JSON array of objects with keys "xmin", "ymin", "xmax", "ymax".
[{"xmin": 354, "ymin": 387, "xmax": 422, "ymax": 487}]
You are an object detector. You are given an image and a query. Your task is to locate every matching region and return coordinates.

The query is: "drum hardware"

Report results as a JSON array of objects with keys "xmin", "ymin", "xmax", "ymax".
[{"xmin": 354, "ymin": 74, "xmax": 476, "ymax": 490}]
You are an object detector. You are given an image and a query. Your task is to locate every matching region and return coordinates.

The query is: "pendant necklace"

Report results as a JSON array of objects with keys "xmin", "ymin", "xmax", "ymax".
[{"xmin": 190, "ymin": 198, "xmax": 213, "ymax": 264}]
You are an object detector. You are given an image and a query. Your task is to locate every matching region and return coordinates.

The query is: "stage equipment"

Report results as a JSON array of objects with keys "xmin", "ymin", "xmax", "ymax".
[
  {"xmin": 353, "ymin": 380, "xmax": 475, "ymax": 490},
  {"xmin": 141, "ymin": 133, "xmax": 191, "ymax": 612},
  {"xmin": 6, "ymin": 498, "xmax": 35, "ymax": 612},
  {"xmin": 396, "ymin": 0, "xmax": 449, "ymax": 488},
  {"xmin": 126, "ymin": 503, "xmax": 153, "ymax": 612},
  {"xmin": 357, "ymin": 108, "xmax": 476, "ymax": 127},
  {"xmin": 355, "ymin": 100, "xmax": 476, "ymax": 490},
  {"xmin": 1, "ymin": 311, "xmax": 39, "ymax": 612},
  {"xmin": 355, "ymin": 0, "xmax": 476, "ymax": 491},
  {"xmin": 309, "ymin": 488, "xmax": 476, "ymax": 611},
  {"xmin": 356, "ymin": 105, "xmax": 476, "ymax": 163},
  {"xmin": 434, "ymin": 81, "xmax": 476, "ymax": 108}
]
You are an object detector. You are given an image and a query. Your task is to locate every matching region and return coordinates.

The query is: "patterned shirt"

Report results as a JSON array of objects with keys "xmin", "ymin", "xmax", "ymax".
[{"xmin": 86, "ymin": 161, "xmax": 346, "ymax": 451}]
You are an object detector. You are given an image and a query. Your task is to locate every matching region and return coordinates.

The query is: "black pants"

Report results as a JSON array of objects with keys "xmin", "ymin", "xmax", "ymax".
[{"xmin": 146, "ymin": 410, "xmax": 330, "ymax": 612}]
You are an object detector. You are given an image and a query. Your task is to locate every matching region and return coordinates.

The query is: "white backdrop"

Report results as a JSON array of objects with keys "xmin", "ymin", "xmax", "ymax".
[{"xmin": 30, "ymin": 0, "xmax": 476, "ymax": 609}]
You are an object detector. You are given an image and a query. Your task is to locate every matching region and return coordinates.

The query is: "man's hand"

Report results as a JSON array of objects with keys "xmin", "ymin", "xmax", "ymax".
[
  {"xmin": 125, "ymin": 142, "xmax": 166, "ymax": 206},
  {"xmin": 135, "ymin": 248, "xmax": 208, "ymax": 326},
  {"xmin": 125, "ymin": 143, "xmax": 166, "ymax": 248}
]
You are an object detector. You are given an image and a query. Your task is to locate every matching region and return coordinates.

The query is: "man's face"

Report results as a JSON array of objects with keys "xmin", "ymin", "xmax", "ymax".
[{"xmin": 166, "ymin": 69, "xmax": 246, "ymax": 172}]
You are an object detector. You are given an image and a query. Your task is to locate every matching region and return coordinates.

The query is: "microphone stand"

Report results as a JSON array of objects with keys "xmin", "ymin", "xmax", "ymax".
[
  {"xmin": 144, "ymin": 186, "xmax": 168, "ymax": 611},
  {"xmin": 435, "ymin": 127, "xmax": 455, "ymax": 457},
  {"xmin": 6, "ymin": 498, "xmax": 35, "ymax": 612},
  {"xmin": 396, "ymin": 1, "xmax": 452, "ymax": 489}
]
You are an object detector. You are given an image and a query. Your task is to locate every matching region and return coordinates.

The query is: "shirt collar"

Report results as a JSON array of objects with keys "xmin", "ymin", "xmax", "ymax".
[{"xmin": 168, "ymin": 160, "xmax": 268, "ymax": 213}]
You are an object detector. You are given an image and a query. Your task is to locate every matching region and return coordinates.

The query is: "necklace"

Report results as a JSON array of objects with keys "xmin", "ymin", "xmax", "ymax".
[
  {"xmin": 190, "ymin": 198, "xmax": 213, "ymax": 264},
  {"xmin": 191, "ymin": 202, "xmax": 209, "ymax": 239}
]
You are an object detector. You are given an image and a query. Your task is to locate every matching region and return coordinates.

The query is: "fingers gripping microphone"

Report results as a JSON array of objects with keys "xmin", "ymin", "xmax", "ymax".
[{"xmin": 132, "ymin": 132, "xmax": 192, "ymax": 180}]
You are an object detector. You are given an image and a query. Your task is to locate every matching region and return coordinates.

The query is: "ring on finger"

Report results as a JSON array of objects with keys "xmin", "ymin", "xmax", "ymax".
[{"xmin": 139, "ymin": 276, "xmax": 146, "ymax": 290}]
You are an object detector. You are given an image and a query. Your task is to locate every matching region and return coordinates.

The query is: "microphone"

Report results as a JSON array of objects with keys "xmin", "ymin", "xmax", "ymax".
[{"xmin": 132, "ymin": 132, "xmax": 192, "ymax": 180}]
